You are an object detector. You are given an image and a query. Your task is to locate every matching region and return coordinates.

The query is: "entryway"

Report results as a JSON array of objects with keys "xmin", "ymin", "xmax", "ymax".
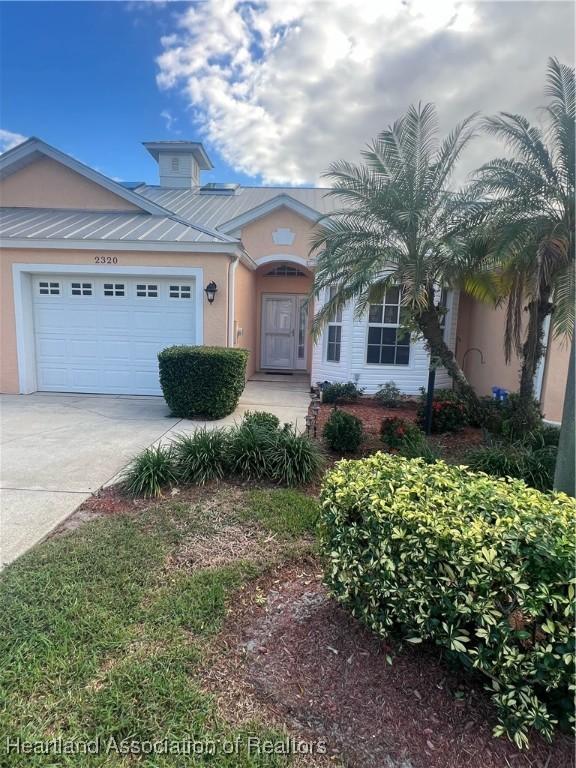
[{"xmin": 261, "ymin": 294, "xmax": 308, "ymax": 371}]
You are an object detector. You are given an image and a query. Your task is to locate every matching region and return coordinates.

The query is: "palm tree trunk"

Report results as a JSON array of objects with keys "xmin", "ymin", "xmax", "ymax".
[
  {"xmin": 518, "ymin": 289, "xmax": 553, "ymax": 403},
  {"xmin": 416, "ymin": 307, "xmax": 480, "ymax": 408}
]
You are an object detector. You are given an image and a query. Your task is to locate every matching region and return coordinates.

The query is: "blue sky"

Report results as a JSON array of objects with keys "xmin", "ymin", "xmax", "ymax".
[
  {"xmin": 1, "ymin": 1, "xmax": 573, "ymax": 187},
  {"xmin": 0, "ymin": 1, "xmax": 256, "ymax": 185}
]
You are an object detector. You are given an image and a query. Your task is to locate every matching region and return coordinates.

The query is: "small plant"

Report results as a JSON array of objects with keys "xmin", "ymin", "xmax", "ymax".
[
  {"xmin": 121, "ymin": 444, "xmax": 178, "ymax": 498},
  {"xmin": 264, "ymin": 426, "xmax": 324, "ymax": 486},
  {"xmin": 374, "ymin": 381, "xmax": 402, "ymax": 408},
  {"xmin": 172, "ymin": 428, "xmax": 229, "ymax": 485},
  {"xmin": 416, "ymin": 388, "xmax": 467, "ymax": 433},
  {"xmin": 380, "ymin": 416, "xmax": 422, "ymax": 448},
  {"xmin": 323, "ymin": 409, "xmax": 363, "ymax": 452},
  {"xmin": 226, "ymin": 422, "xmax": 270, "ymax": 481},
  {"xmin": 321, "ymin": 381, "xmax": 364, "ymax": 404},
  {"xmin": 242, "ymin": 410, "xmax": 280, "ymax": 431},
  {"xmin": 397, "ymin": 434, "xmax": 439, "ymax": 464},
  {"xmin": 466, "ymin": 443, "xmax": 557, "ymax": 492}
]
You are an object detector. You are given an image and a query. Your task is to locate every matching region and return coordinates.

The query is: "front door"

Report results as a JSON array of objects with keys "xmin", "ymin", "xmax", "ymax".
[{"xmin": 261, "ymin": 294, "xmax": 307, "ymax": 370}]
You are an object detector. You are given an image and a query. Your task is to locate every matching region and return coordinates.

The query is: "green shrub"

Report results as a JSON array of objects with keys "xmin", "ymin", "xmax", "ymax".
[
  {"xmin": 380, "ymin": 416, "xmax": 422, "ymax": 448},
  {"xmin": 242, "ymin": 410, "xmax": 280, "ymax": 431},
  {"xmin": 467, "ymin": 443, "xmax": 557, "ymax": 492},
  {"xmin": 374, "ymin": 381, "xmax": 402, "ymax": 408},
  {"xmin": 416, "ymin": 388, "xmax": 468, "ymax": 433},
  {"xmin": 226, "ymin": 422, "xmax": 270, "ymax": 481},
  {"xmin": 172, "ymin": 428, "xmax": 229, "ymax": 485},
  {"xmin": 158, "ymin": 346, "xmax": 248, "ymax": 419},
  {"xmin": 323, "ymin": 409, "xmax": 363, "ymax": 452},
  {"xmin": 121, "ymin": 444, "xmax": 178, "ymax": 498},
  {"xmin": 321, "ymin": 381, "xmax": 364, "ymax": 404},
  {"xmin": 264, "ymin": 426, "xmax": 324, "ymax": 486},
  {"xmin": 320, "ymin": 453, "xmax": 576, "ymax": 747},
  {"xmin": 397, "ymin": 435, "xmax": 440, "ymax": 464}
]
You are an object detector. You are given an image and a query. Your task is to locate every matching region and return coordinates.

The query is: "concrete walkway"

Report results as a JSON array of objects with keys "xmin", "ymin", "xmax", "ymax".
[{"xmin": 0, "ymin": 379, "xmax": 310, "ymax": 567}]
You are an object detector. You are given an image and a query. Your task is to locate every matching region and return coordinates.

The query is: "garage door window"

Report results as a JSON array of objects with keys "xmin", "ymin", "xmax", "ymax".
[
  {"xmin": 103, "ymin": 283, "xmax": 125, "ymax": 297},
  {"xmin": 136, "ymin": 284, "xmax": 159, "ymax": 298},
  {"xmin": 71, "ymin": 282, "xmax": 93, "ymax": 296},
  {"xmin": 169, "ymin": 285, "xmax": 192, "ymax": 299},
  {"xmin": 38, "ymin": 281, "xmax": 60, "ymax": 296}
]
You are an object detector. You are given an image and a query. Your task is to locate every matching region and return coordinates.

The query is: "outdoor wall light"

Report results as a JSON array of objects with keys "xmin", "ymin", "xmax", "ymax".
[{"xmin": 204, "ymin": 281, "xmax": 218, "ymax": 304}]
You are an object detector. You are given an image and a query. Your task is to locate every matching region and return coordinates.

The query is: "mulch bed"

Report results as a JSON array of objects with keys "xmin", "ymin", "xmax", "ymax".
[
  {"xmin": 202, "ymin": 562, "xmax": 575, "ymax": 768},
  {"xmin": 310, "ymin": 398, "xmax": 485, "ymax": 462}
]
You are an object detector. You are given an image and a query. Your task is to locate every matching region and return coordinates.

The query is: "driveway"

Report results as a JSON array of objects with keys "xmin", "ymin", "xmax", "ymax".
[{"xmin": 0, "ymin": 379, "xmax": 310, "ymax": 567}]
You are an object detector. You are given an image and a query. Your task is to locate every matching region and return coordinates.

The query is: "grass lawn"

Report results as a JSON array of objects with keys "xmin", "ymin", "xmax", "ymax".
[{"xmin": 0, "ymin": 487, "xmax": 320, "ymax": 767}]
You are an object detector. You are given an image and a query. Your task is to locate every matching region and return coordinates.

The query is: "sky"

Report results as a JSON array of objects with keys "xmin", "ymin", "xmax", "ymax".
[{"xmin": 0, "ymin": 0, "xmax": 574, "ymax": 188}]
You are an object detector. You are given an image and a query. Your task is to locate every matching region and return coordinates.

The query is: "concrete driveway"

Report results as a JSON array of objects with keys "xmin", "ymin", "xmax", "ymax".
[{"xmin": 0, "ymin": 378, "xmax": 310, "ymax": 567}]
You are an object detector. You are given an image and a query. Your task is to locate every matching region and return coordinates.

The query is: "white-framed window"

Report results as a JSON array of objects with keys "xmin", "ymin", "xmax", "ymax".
[
  {"xmin": 265, "ymin": 265, "xmax": 306, "ymax": 277},
  {"xmin": 71, "ymin": 281, "xmax": 93, "ymax": 296},
  {"xmin": 136, "ymin": 283, "xmax": 159, "ymax": 298},
  {"xmin": 169, "ymin": 284, "xmax": 192, "ymax": 299},
  {"xmin": 326, "ymin": 286, "xmax": 342, "ymax": 363},
  {"xmin": 38, "ymin": 280, "xmax": 61, "ymax": 296},
  {"xmin": 103, "ymin": 283, "xmax": 125, "ymax": 297},
  {"xmin": 366, "ymin": 286, "xmax": 410, "ymax": 365}
]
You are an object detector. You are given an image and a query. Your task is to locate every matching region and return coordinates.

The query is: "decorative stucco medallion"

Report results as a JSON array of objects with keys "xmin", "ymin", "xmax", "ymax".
[{"xmin": 272, "ymin": 227, "xmax": 295, "ymax": 245}]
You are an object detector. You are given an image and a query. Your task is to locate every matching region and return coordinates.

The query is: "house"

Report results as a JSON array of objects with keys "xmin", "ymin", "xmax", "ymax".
[{"xmin": 0, "ymin": 138, "xmax": 568, "ymax": 421}]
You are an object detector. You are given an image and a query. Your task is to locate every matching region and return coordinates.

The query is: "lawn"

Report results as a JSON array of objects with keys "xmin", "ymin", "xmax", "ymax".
[{"xmin": 0, "ymin": 486, "xmax": 321, "ymax": 767}]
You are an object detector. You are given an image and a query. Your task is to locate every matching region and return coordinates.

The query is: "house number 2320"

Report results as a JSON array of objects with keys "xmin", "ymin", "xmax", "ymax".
[{"xmin": 94, "ymin": 256, "xmax": 118, "ymax": 264}]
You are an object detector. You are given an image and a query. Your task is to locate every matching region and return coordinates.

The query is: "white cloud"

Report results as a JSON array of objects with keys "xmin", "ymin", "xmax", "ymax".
[
  {"xmin": 0, "ymin": 129, "xmax": 27, "ymax": 154},
  {"xmin": 160, "ymin": 109, "xmax": 180, "ymax": 133},
  {"xmin": 156, "ymin": 0, "xmax": 574, "ymax": 185}
]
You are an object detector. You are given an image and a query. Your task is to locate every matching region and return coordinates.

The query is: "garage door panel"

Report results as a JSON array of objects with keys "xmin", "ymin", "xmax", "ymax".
[{"xmin": 32, "ymin": 275, "xmax": 198, "ymax": 395}]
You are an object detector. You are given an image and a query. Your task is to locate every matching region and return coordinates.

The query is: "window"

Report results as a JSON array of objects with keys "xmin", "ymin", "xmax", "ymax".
[
  {"xmin": 103, "ymin": 283, "xmax": 125, "ymax": 297},
  {"xmin": 265, "ymin": 265, "xmax": 306, "ymax": 277},
  {"xmin": 171, "ymin": 156, "xmax": 180, "ymax": 171},
  {"xmin": 38, "ymin": 281, "xmax": 60, "ymax": 296},
  {"xmin": 366, "ymin": 286, "xmax": 410, "ymax": 365},
  {"xmin": 71, "ymin": 282, "xmax": 92, "ymax": 296},
  {"xmin": 297, "ymin": 299, "xmax": 306, "ymax": 360},
  {"xmin": 169, "ymin": 284, "xmax": 192, "ymax": 299},
  {"xmin": 136, "ymin": 284, "xmax": 158, "ymax": 298},
  {"xmin": 326, "ymin": 287, "xmax": 342, "ymax": 363}
]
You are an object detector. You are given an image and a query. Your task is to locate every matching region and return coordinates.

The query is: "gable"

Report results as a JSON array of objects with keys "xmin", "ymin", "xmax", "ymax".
[
  {"xmin": 240, "ymin": 206, "xmax": 320, "ymax": 262},
  {"xmin": 0, "ymin": 156, "xmax": 141, "ymax": 211}
]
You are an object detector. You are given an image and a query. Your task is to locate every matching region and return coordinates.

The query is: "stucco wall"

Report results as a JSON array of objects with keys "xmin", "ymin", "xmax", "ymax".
[
  {"xmin": 234, "ymin": 261, "xmax": 257, "ymax": 378},
  {"xmin": 455, "ymin": 293, "xmax": 568, "ymax": 421},
  {"xmin": 0, "ymin": 157, "xmax": 140, "ymax": 211},
  {"xmin": 240, "ymin": 206, "xmax": 319, "ymax": 263},
  {"xmin": 456, "ymin": 293, "xmax": 522, "ymax": 396},
  {"xmin": 0, "ymin": 248, "xmax": 231, "ymax": 393}
]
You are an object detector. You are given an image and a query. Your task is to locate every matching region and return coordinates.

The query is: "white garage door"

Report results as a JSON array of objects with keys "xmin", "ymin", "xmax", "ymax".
[{"xmin": 32, "ymin": 275, "xmax": 198, "ymax": 395}]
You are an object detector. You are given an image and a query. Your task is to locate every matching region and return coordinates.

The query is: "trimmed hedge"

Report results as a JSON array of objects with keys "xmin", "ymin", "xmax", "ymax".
[
  {"xmin": 320, "ymin": 453, "xmax": 576, "ymax": 747},
  {"xmin": 158, "ymin": 346, "xmax": 248, "ymax": 419}
]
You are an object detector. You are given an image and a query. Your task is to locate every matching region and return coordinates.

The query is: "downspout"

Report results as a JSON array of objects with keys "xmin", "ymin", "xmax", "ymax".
[
  {"xmin": 227, "ymin": 255, "xmax": 239, "ymax": 347},
  {"xmin": 534, "ymin": 312, "xmax": 552, "ymax": 402}
]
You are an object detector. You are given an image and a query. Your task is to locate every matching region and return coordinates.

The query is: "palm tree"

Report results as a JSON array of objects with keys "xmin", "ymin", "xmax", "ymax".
[
  {"xmin": 310, "ymin": 103, "xmax": 485, "ymax": 405},
  {"xmin": 473, "ymin": 58, "xmax": 575, "ymax": 409}
]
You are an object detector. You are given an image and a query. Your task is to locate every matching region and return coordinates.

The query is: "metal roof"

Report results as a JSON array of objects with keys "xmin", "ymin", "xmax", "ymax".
[
  {"xmin": 136, "ymin": 185, "xmax": 339, "ymax": 231},
  {"xmin": 0, "ymin": 208, "xmax": 232, "ymax": 244}
]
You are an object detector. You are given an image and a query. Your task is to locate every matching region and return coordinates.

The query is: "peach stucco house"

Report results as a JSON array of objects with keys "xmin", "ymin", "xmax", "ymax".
[{"xmin": 0, "ymin": 138, "xmax": 568, "ymax": 421}]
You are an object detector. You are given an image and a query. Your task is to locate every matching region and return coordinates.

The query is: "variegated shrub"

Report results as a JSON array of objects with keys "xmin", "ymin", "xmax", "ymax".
[{"xmin": 320, "ymin": 453, "xmax": 576, "ymax": 748}]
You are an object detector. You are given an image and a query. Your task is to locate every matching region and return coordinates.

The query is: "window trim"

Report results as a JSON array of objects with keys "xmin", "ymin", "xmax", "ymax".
[
  {"xmin": 325, "ymin": 287, "xmax": 343, "ymax": 364},
  {"xmin": 365, "ymin": 287, "xmax": 411, "ymax": 367}
]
